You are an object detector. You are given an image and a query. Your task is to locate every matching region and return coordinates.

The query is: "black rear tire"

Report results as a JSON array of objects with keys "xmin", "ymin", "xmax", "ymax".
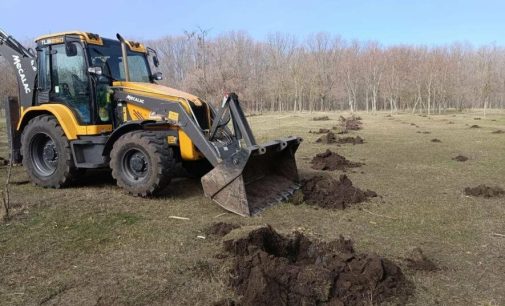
[
  {"xmin": 110, "ymin": 131, "xmax": 176, "ymax": 197},
  {"xmin": 21, "ymin": 115, "xmax": 79, "ymax": 188}
]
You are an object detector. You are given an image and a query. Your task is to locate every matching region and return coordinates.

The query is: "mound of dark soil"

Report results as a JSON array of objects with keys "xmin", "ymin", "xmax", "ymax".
[
  {"xmin": 336, "ymin": 136, "xmax": 364, "ymax": 145},
  {"xmin": 470, "ymin": 125, "xmax": 480, "ymax": 129},
  {"xmin": 338, "ymin": 115, "xmax": 362, "ymax": 131},
  {"xmin": 312, "ymin": 116, "xmax": 330, "ymax": 121},
  {"xmin": 301, "ymin": 175, "xmax": 377, "ymax": 209},
  {"xmin": 309, "ymin": 128, "xmax": 330, "ymax": 134},
  {"xmin": 206, "ymin": 222, "xmax": 241, "ymax": 237},
  {"xmin": 474, "ymin": 117, "xmax": 481, "ymax": 120},
  {"xmin": 405, "ymin": 248, "xmax": 439, "ymax": 272},
  {"xmin": 492, "ymin": 130, "xmax": 505, "ymax": 134},
  {"xmin": 448, "ymin": 121, "xmax": 455, "ymax": 124},
  {"xmin": 315, "ymin": 133, "xmax": 364, "ymax": 145},
  {"xmin": 452, "ymin": 155, "xmax": 468, "ymax": 162},
  {"xmin": 464, "ymin": 185, "xmax": 505, "ymax": 198},
  {"xmin": 332, "ymin": 126, "xmax": 348, "ymax": 134},
  {"xmin": 315, "ymin": 132, "xmax": 337, "ymax": 144},
  {"xmin": 311, "ymin": 150, "xmax": 362, "ymax": 171},
  {"xmin": 0, "ymin": 157, "xmax": 9, "ymax": 166},
  {"xmin": 431, "ymin": 138, "xmax": 442, "ymax": 143},
  {"xmin": 223, "ymin": 225, "xmax": 412, "ymax": 306}
]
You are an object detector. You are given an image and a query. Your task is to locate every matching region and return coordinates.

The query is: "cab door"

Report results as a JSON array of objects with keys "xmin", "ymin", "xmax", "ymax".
[{"xmin": 45, "ymin": 42, "xmax": 92, "ymax": 124}]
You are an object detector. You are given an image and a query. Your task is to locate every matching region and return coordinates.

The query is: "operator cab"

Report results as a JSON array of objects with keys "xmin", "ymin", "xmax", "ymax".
[{"xmin": 35, "ymin": 32, "xmax": 161, "ymax": 125}]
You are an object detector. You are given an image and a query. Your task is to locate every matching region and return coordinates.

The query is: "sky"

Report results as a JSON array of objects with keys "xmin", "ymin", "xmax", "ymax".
[{"xmin": 1, "ymin": 0, "xmax": 504, "ymax": 46}]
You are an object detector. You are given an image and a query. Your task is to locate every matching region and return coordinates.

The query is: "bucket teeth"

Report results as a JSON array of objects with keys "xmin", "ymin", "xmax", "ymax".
[{"xmin": 202, "ymin": 137, "xmax": 301, "ymax": 216}]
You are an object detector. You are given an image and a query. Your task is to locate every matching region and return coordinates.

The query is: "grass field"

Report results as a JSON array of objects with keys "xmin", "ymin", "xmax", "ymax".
[{"xmin": 1, "ymin": 111, "xmax": 504, "ymax": 305}]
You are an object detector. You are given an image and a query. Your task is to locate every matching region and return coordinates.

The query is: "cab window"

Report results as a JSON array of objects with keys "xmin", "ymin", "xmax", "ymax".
[
  {"xmin": 50, "ymin": 43, "xmax": 91, "ymax": 124},
  {"xmin": 121, "ymin": 54, "xmax": 151, "ymax": 82}
]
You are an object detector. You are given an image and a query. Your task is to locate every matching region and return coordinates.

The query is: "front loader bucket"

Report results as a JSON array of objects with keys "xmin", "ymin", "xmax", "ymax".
[{"xmin": 201, "ymin": 136, "xmax": 302, "ymax": 216}]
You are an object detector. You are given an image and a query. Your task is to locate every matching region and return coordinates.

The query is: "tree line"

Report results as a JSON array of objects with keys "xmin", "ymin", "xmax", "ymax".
[{"xmin": 2, "ymin": 31, "xmax": 505, "ymax": 114}]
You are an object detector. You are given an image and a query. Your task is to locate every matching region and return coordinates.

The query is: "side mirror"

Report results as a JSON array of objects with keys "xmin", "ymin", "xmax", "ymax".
[
  {"xmin": 65, "ymin": 41, "xmax": 77, "ymax": 57},
  {"xmin": 151, "ymin": 72, "xmax": 163, "ymax": 81},
  {"xmin": 153, "ymin": 55, "xmax": 160, "ymax": 67},
  {"xmin": 88, "ymin": 66, "xmax": 103, "ymax": 75}
]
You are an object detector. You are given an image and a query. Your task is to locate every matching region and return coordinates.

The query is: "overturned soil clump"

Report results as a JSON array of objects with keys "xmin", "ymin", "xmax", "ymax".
[
  {"xmin": 470, "ymin": 125, "xmax": 480, "ymax": 129},
  {"xmin": 431, "ymin": 138, "xmax": 442, "ymax": 143},
  {"xmin": 312, "ymin": 115, "xmax": 330, "ymax": 121},
  {"xmin": 452, "ymin": 155, "xmax": 468, "ymax": 162},
  {"xmin": 309, "ymin": 128, "xmax": 331, "ymax": 134},
  {"xmin": 315, "ymin": 133, "xmax": 364, "ymax": 145},
  {"xmin": 492, "ymin": 130, "xmax": 505, "ymax": 134},
  {"xmin": 0, "ymin": 157, "xmax": 9, "ymax": 166},
  {"xmin": 206, "ymin": 222, "xmax": 241, "ymax": 237},
  {"xmin": 223, "ymin": 225, "xmax": 412, "ymax": 306},
  {"xmin": 337, "ymin": 135, "xmax": 364, "ymax": 145},
  {"xmin": 311, "ymin": 150, "xmax": 363, "ymax": 171},
  {"xmin": 332, "ymin": 126, "xmax": 348, "ymax": 134},
  {"xmin": 301, "ymin": 175, "xmax": 377, "ymax": 209},
  {"xmin": 338, "ymin": 115, "xmax": 362, "ymax": 131},
  {"xmin": 464, "ymin": 185, "xmax": 505, "ymax": 198},
  {"xmin": 315, "ymin": 132, "xmax": 337, "ymax": 144},
  {"xmin": 404, "ymin": 248, "xmax": 439, "ymax": 272}
]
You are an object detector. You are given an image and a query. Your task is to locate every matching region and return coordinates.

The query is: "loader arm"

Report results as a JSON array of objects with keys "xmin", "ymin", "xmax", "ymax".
[
  {"xmin": 113, "ymin": 89, "xmax": 302, "ymax": 216},
  {"xmin": 0, "ymin": 29, "xmax": 37, "ymax": 163},
  {"xmin": 0, "ymin": 29, "xmax": 37, "ymax": 108}
]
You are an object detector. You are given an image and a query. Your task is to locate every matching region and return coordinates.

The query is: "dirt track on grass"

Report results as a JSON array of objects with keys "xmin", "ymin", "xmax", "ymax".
[{"xmin": 464, "ymin": 185, "xmax": 505, "ymax": 198}]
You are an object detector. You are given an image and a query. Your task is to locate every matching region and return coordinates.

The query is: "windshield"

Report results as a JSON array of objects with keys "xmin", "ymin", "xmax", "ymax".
[{"xmin": 88, "ymin": 39, "xmax": 151, "ymax": 83}]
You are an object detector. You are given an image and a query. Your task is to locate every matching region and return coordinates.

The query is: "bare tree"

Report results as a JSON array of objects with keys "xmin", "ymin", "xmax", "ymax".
[{"xmin": 3, "ymin": 32, "xmax": 505, "ymax": 114}]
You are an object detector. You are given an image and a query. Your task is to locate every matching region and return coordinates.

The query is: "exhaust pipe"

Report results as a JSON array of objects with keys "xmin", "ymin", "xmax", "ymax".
[{"xmin": 116, "ymin": 34, "xmax": 130, "ymax": 82}]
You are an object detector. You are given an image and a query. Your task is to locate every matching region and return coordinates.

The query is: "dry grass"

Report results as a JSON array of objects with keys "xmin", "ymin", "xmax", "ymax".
[{"xmin": 1, "ymin": 110, "xmax": 505, "ymax": 305}]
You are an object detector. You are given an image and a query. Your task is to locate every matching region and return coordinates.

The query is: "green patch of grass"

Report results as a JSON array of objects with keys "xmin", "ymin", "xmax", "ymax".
[
  {"xmin": 61, "ymin": 211, "xmax": 142, "ymax": 251},
  {"xmin": 0, "ymin": 209, "xmax": 142, "ymax": 254}
]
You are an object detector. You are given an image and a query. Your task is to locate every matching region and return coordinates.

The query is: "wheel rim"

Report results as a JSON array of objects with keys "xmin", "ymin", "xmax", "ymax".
[
  {"xmin": 121, "ymin": 148, "xmax": 150, "ymax": 183},
  {"xmin": 30, "ymin": 133, "xmax": 58, "ymax": 177}
]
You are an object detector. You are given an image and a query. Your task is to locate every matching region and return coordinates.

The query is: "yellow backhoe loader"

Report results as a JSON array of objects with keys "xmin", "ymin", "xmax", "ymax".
[{"xmin": 0, "ymin": 29, "xmax": 302, "ymax": 216}]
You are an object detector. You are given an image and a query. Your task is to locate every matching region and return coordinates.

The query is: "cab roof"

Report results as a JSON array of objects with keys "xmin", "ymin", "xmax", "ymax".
[{"xmin": 35, "ymin": 31, "xmax": 146, "ymax": 53}]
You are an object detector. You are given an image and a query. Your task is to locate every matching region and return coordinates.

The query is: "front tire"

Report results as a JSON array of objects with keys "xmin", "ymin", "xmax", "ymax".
[
  {"xmin": 110, "ymin": 131, "xmax": 176, "ymax": 197},
  {"xmin": 21, "ymin": 115, "xmax": 78, "ymax": 188}
]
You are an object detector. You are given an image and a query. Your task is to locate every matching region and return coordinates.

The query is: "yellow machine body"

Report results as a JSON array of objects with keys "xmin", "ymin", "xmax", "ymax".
[{"xmin": 16, "ymin": 81, "xmax": 206, "ymax": 161}]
